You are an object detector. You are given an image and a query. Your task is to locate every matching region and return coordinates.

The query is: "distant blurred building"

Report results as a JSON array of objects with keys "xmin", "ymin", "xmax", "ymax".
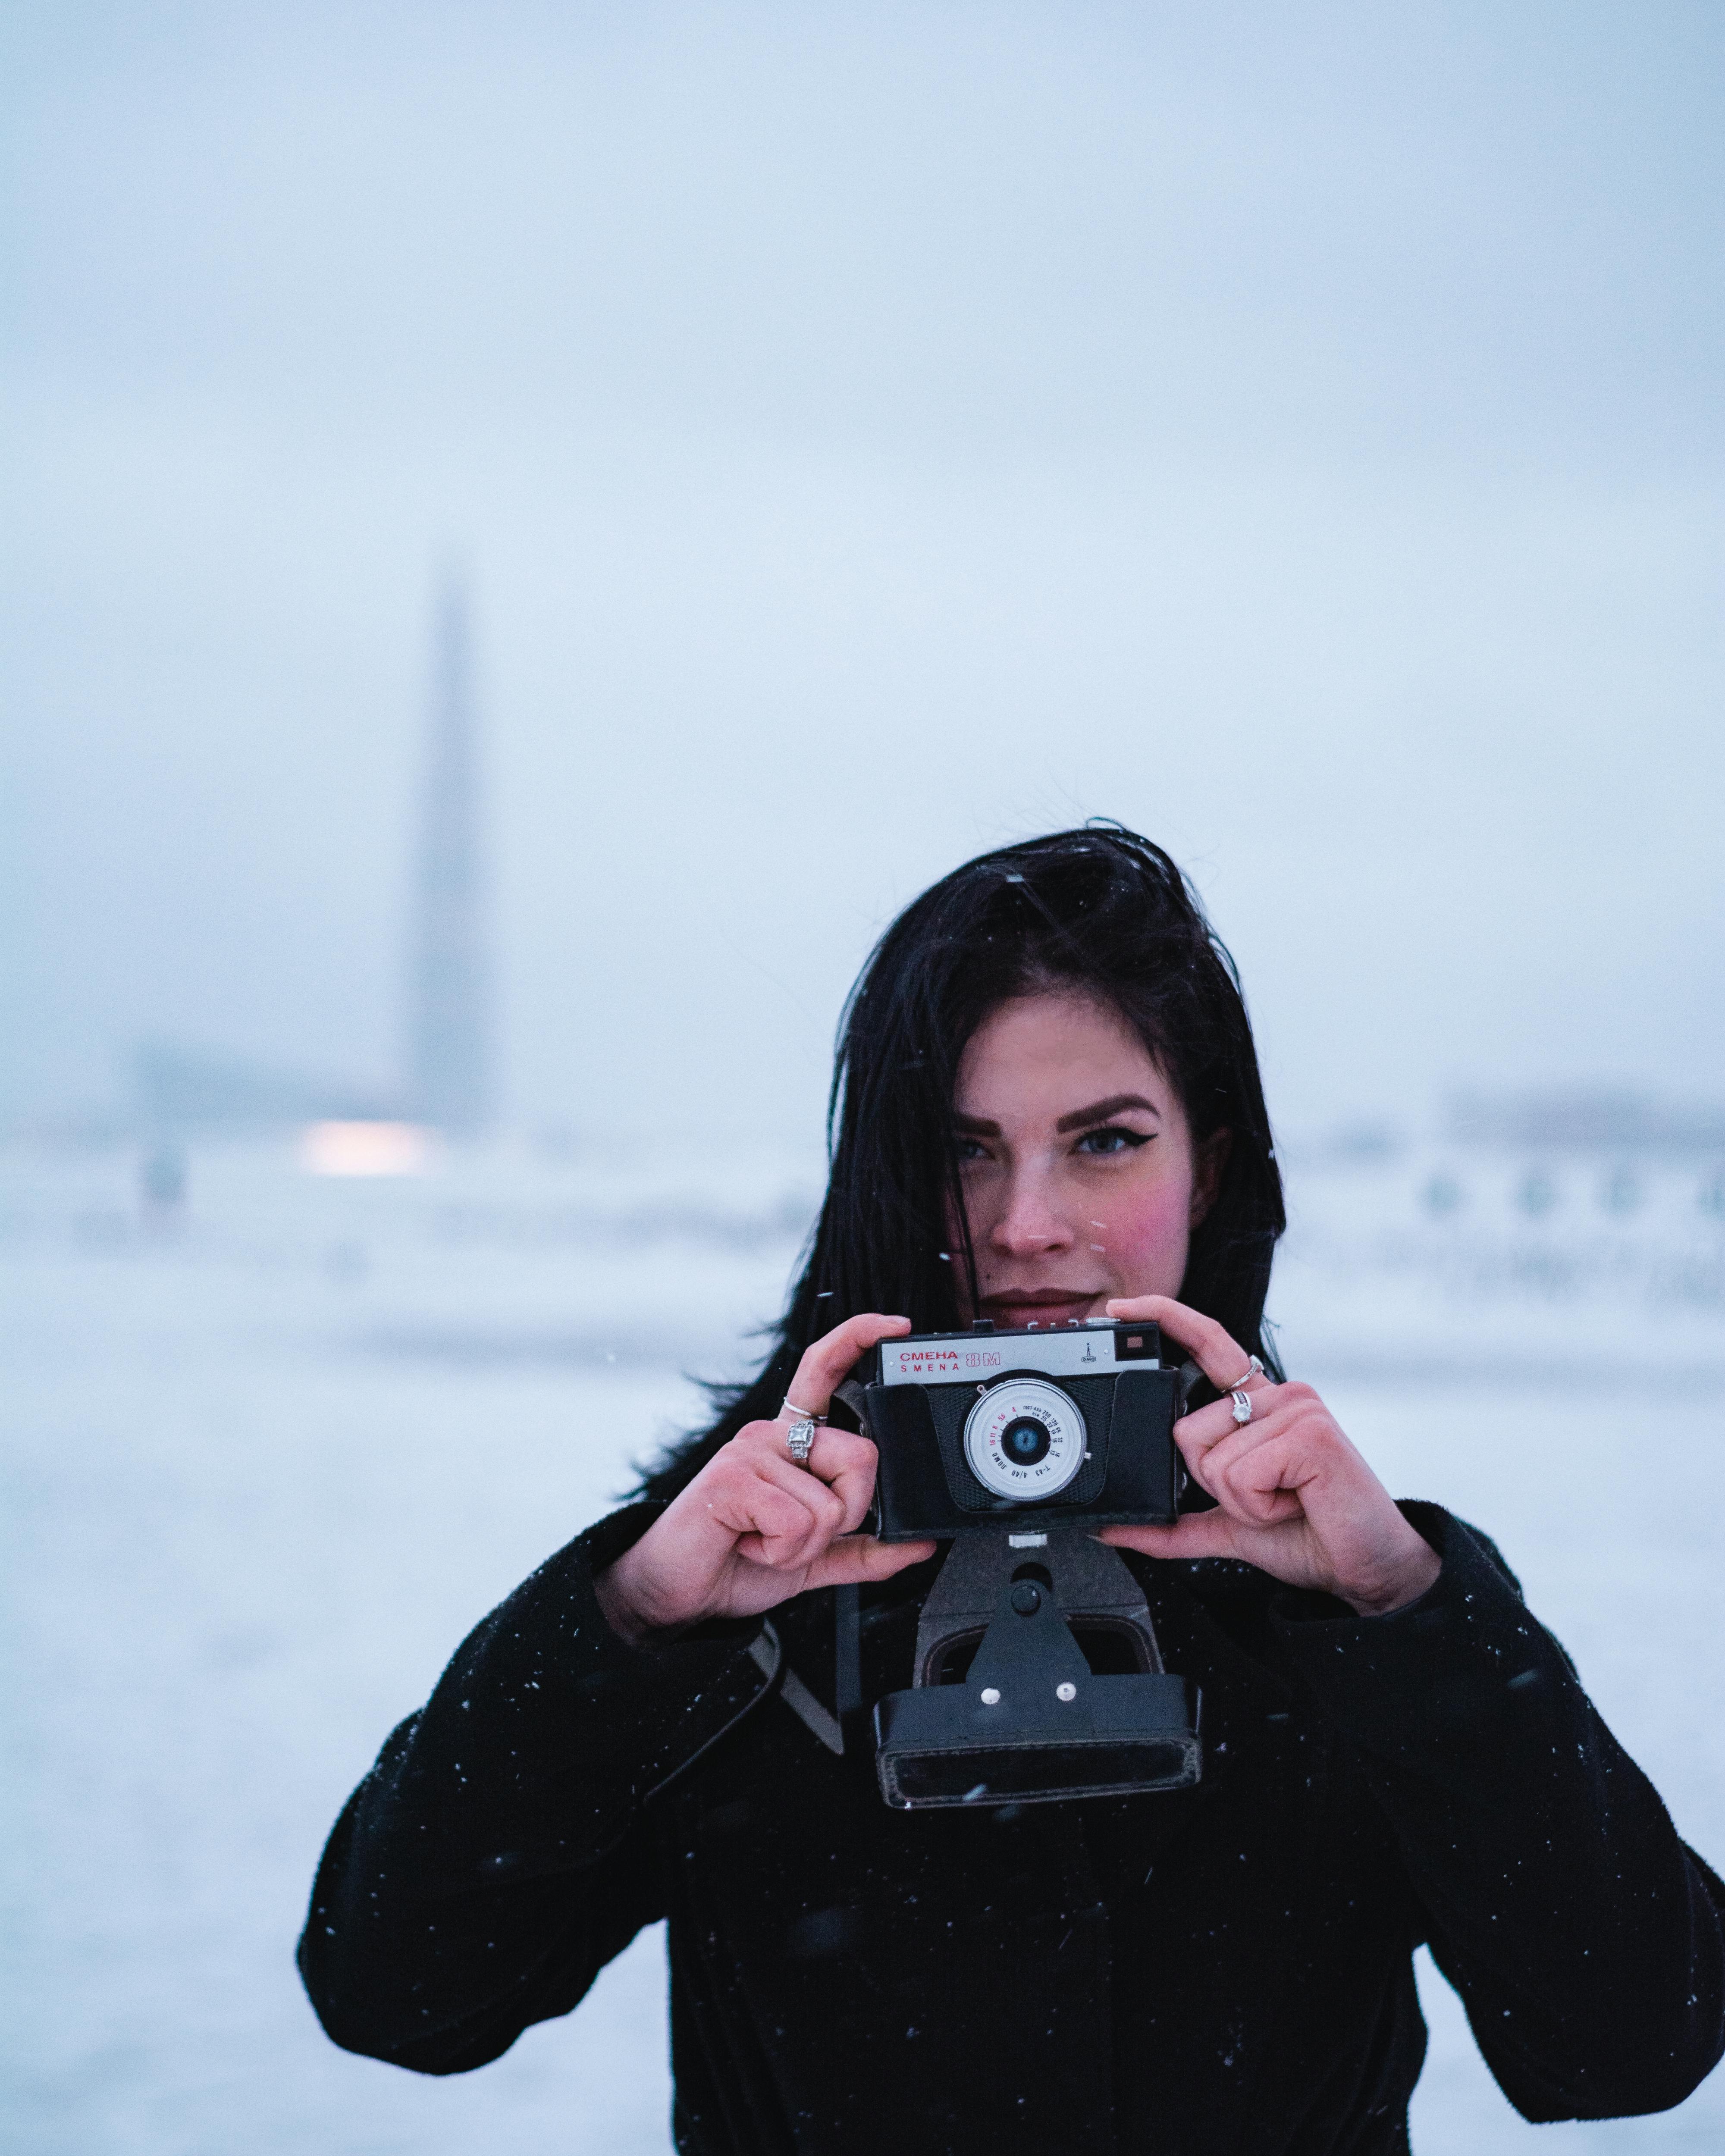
[
  {"xmin": 109, "ymin": 583, "xmax": 492, "ymax": 1152},
  {"xmin": 132, "ymin": 1039, "xmax": 391, "ymax": 1132},
  {"xmin": 406, "ymin": 578, "xmax": 491, "ymax": 1139},
  {"xmin": 138, "ymin": 1139, "xmax": 187, "ymax": 1218},
  {"xmin": 1448, "ymin": 1090, "xmax": 1725, "ymax": 1155}
]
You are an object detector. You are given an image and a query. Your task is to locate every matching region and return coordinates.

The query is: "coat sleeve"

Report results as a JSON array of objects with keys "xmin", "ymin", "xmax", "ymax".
[
  {"xmin": 297, "ymin": 1502, "xmax": 776, "ymax": 2075},
  {"xmin": 1270, "ymin": 1503, "xmax": 1725, "ymax": 2122}
]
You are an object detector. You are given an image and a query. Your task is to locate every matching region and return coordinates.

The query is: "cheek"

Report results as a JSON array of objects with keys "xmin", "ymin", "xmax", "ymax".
[{"xmin": 1096, "ymin": 1180, "xmax": 1194, "ymax": 1291}]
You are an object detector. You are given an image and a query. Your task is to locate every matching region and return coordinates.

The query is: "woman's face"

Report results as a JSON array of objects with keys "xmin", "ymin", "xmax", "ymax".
[{"xmin": 947, "ymin": 990, "xmax": 1227, "ymax": 1329}]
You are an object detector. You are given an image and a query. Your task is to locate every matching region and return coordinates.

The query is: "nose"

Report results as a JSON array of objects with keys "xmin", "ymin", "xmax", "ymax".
[{"xmin": 988, "ymin": 1162, "xmax": 1074, "ymax": 1260}]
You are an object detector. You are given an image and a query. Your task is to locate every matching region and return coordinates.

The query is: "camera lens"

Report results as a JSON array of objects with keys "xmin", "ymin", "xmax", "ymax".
[
  {"xmin": 999, "ymin": 1416, "xmax": 1051, "ymax": 1467},
  {"xmin": 962, "ymin": 1376, "xmax": 1086, "ymax": 1501}
]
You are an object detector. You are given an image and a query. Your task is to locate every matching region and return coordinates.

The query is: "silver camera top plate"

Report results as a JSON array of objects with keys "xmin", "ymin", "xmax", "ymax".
[{"xmin": 876, "ymin": 1319, "xmax": 1160, "ymax": 1388}]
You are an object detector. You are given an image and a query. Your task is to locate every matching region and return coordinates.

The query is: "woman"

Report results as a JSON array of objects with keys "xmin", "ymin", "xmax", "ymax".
[{"xmin": 300, "ymin": 826, "xmax": 1724, "ymax": 2153}]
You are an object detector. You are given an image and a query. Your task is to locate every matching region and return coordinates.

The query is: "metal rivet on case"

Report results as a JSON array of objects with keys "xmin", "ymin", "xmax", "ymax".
[
  {"xmin": 979, "ymin": 1687, "xmax": 1001, "ymax": 1705},
  {"xmin": 1056, "ymin": 1682, "xmax": 1077, "ymax": 1702}
]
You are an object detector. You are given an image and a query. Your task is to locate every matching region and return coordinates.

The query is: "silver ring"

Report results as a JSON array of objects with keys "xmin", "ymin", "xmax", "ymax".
[
  {"xmin": 1229, "ymin": 1354, "xmax": 1265, "ymax": 1390},
  {"xmin": 1229, "ymin": 1389, "xmax": 1254, "ymax": 1426},
  {"xmin": 781, "ymin": 1396, "xmax": 826, "ymax": 1465}
]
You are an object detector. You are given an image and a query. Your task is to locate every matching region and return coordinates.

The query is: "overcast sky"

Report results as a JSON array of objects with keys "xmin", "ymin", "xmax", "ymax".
[{"xmin": 4, "ymin": 1, "xmax": 1722, "ymax": 1146}]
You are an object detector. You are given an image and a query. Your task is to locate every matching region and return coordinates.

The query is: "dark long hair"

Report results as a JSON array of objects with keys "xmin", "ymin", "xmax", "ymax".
[{"xmin": 638, "ymin": 824, "xmax": 1285, "ymax": 1501}]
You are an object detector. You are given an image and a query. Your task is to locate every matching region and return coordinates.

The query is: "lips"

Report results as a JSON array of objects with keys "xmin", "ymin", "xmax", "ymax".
[{"xmin": 981, "ymin": 1289, "xmax": 1106, "ymax": 1325}]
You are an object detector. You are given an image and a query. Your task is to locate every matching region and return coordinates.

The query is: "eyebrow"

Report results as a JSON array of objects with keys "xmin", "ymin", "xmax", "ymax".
[
  {"xmin": 1055, "ymin": 1093, "xmax": 1160, "ymax": 1133},
  {"xmin": 951, "ymin": 1094, "xmax": 1160, "ymax": 1140}
]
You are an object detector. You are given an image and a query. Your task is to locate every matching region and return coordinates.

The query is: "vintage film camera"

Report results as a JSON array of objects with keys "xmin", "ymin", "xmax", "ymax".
[
  {"xmin": 838, "ymin": 1318, "xmax": 1204, "ymax": 1811},
  {"xmin": 859, "ymin": 1316, "xmax": 1183, "ymax": 1539}
]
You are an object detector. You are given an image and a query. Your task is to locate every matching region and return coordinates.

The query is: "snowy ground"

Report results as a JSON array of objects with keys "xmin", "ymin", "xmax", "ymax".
[{"xmin": 2, "ymin": 1134, "xmax": 1723, "ymax": 2154}]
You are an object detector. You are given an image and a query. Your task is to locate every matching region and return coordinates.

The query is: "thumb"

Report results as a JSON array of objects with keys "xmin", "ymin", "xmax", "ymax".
[
  {"xmin": 805, "ymin": 1534, "xmax": 938, "ymax": 1591},
  {"xmin": 1099, "ymin": 1514, "xmax": 1242, "ymax": 1563}
]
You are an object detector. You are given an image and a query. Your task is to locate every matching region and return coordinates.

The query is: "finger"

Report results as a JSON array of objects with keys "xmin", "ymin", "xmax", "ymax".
[
  {"xmin": 1194, "ymin": 1416, "xmax": 1321, "ymax": 1527},
  {"xmin": 1172, "ymin": 1391, "xmax": 1289, "ymax": 1488},
  {"xmin": 1208, "ymin": 1469, "xmax": 1306, "ymax": 1529},
  {"xmin": 784, "ymin": 1311, "xmax": 911, "ymax": 1419},
  {"xmin": 1175, "ymin": 1382, "xmax": 1286, "ymax": 1446},
  {"xmin": 737, "ymin": 1422, "xmax": 881, "ymax": 1536},
  {"xmin": 803, "ymin": 1534, "xmax": 938, "ymax": 1590},
  {"xmin": 1100, "ymin": 1514, "xmax": 1243, "ymax": 1562},
  {"xmin": 1102, "ymin": 1294, "xmax": 1258, "ymax": 1395},
  {"xmin": 1177, "ymin": 1396, "xmax": 1311, "ymax": 1507},
  {"xmin": 804, "ymin": 1430, "xmax": 879, "ymax": 1534},
  {"xmin": 719, "ymin": 1476, "xmax": 831, "ymax": 1569},
  {"xmin": 731, "ymin": 1454, "xmax": 848, "ymax": 1569},
  {"xmin": 1191, "ymin": 1388, "xmax": 1325, "ymax": 1490},
  {"xmin": 707, "ymin": 1449, "xmax": 837, "ymax": 1570}
]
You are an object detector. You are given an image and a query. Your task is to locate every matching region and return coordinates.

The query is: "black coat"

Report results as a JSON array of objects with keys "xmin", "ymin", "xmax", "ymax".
[{"xmin": 299, "ymin": 1501, "xmax": 1725, "ymax": 2154}]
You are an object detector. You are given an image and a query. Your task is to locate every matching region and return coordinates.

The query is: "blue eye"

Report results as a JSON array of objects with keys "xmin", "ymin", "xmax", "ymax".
[{"xmin": 1077, "ymin": 1127, "xmax": 1150, "ymax": 1156}]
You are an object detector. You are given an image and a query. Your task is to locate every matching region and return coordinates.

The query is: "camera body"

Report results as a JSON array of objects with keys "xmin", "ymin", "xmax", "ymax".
[{"xmin": 857, "ymin": 1318, "xmax": 1187, "ymax": 1541}]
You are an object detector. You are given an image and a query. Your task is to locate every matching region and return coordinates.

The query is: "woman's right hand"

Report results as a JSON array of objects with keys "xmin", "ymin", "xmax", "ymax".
[{"xmin": 593, "ymin": 1313, "xmax": 938, "ymax": 1645}]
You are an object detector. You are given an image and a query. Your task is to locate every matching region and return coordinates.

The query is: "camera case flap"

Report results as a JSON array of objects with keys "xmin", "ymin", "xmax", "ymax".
[
  {"xmin": 857, "ymin": 1319, "xmax": 1185, "ymax": 1540},
  {"xmin": 872, "ymin": 1529, "xmax": 1202, "ymax": 1808}
]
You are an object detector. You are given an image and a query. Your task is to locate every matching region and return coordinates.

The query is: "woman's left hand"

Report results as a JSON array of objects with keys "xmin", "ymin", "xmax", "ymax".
[{"xmin": 1097, "ymin": 1295, "xmax": 1441, "ymax": 1618}]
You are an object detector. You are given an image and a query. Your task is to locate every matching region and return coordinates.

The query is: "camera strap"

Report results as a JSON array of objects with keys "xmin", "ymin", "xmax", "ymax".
[{"xmin": 834, "ymin": 1583, "xmax": 865, "ymax": 1753}]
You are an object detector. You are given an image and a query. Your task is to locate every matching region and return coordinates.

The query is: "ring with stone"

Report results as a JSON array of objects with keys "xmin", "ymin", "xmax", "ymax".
[
  {"xmin": 1229, "ymin": 1389, "xmax": 1254, "ymax": 1427},
  {"xmin": 781, "ymin": 1395, "xmax": 826, "ymax": 1465}
]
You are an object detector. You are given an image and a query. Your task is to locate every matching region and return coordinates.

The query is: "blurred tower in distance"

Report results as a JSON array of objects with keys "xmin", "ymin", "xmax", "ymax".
[{"xmin": 407, "ymin": 577, "xmax": 490, "ymax": 1138}]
